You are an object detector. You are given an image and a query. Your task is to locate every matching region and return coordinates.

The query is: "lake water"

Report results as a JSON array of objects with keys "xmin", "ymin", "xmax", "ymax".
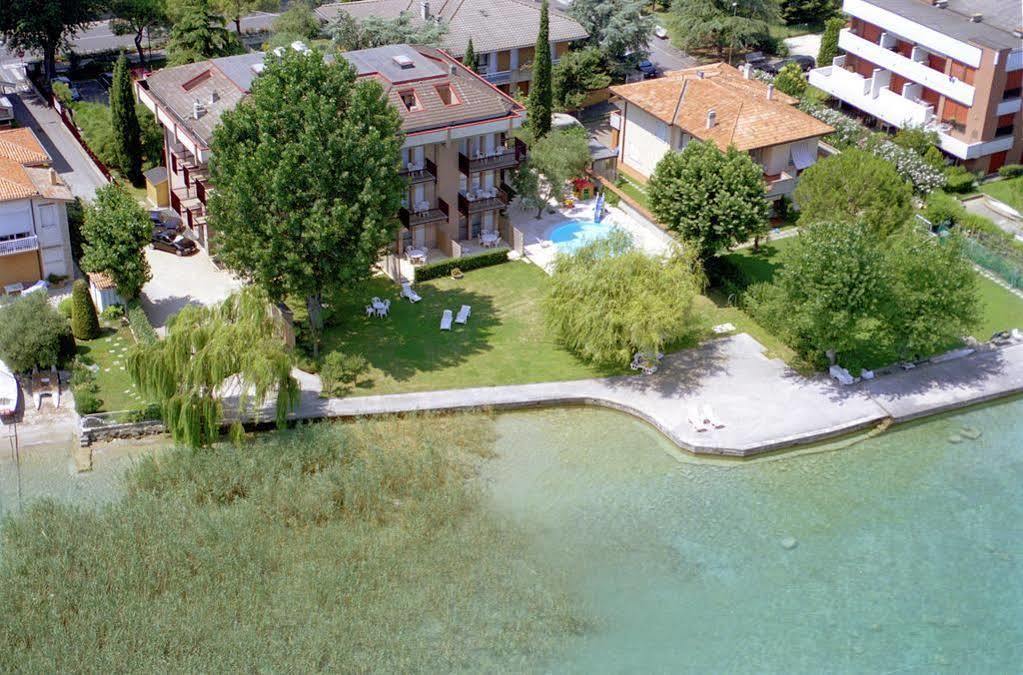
[
  {"xmin": 482, "ymin": 401, "xmax": 1023, "ymax": 672},
  {"xmin": 2, "ymin": 400, "xmax": 1020, "ymax": 671}
]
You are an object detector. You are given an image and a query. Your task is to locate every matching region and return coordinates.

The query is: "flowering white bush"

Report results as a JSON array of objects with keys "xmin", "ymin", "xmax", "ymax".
[{"xmin": 799, "ymin": 100, "xmax": 869, "ymax": 148}]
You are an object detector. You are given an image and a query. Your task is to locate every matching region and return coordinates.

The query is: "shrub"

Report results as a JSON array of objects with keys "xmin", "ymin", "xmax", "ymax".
[
  {"xmin": 127, "ymin": 305, "xmax": 158, "ymax": 345},
  {"xmin": 101, "ymin": 304, "xmax": 125, "ymax": 321},
  {"xmin": 70, "ymin": 278, "xmax": 101, "ymax": 340},
  {"xmin": 0, "ymin": 293, "xmax": 74, "ymax": 372},
  {"xmin": 58, "ymin": 297, "xmax": 74, "ymax": 319},
  {"xmin": 414, "ymin": 248, "xmax": 509, "ymax": 282},
  {"xmin": 603, "ymin": 188, "xmax": 620, "ymax": 207},
  {"xmin": 125, "ymin": 403, "xmax": 162, "ymax": 422},
  {"xmin": 73, "ymin": 388, "xmax": 102, "ymax": 414},
  {"xmin": 773, "ymin": 62, "xmax": 807, "ymax": 97},
  {"xmin": 922, "ymin": 190, "xmax": 965, "ymax": 230},
  {"xmin": 320, "ymin": 352, "xmax": 369, "ymax": 396},
  {"xmin": 998, "ymin": 164, "xmax": 1023, "ymax": 179},
  {"xmin": 944, "ymin": 165, "xmax": 976, "ymax": 194}
]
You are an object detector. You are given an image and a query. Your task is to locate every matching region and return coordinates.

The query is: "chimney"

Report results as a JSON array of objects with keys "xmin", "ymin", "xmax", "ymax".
[
  {"xmin": 932, "ymin": 0, "xmax": 947, "ymax": 6},
  {"xmin": 1015, "ymin": 27, "xmax": 1023, "ymax": 39},
  {"xmin": 767, "ymin": 84, "xmax": 774, "ymax": 100},
  {"xmin": 697, "ymin": 70, "xmax": 705, "ymax": 79},
  {"xmin": 449, "ymin": 63, "xmax": 458, "ymax": 76},
  {"xmin": 49, "ymin": 168, "xmax": 60, "ymax": 185},
  {"xmin": 420, "ymin": 0, "xmax": 430, "ymax": 20},
  {"xmin": 209, "ymin": 90, "xmax": 219, "ymax": 105},
  {"xmin": 970, "ymin": 12, "xmax": 982, "ymax": 22},
  {"xmin": 192, "ymin": 99, "xmax": 205, "ymax": 119},
  {"xmin": 706, "ymin": 109, "xmax": 716, "ymax": 128},
  {"xmin": 742, "ymin": 64, "xmax": 752, "ymax": 79}
]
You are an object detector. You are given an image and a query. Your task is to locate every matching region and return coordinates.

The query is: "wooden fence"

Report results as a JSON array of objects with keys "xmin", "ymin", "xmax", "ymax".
[{"xmin": 50, "ymin": 94, "xmax": 114, "ymax": 181}]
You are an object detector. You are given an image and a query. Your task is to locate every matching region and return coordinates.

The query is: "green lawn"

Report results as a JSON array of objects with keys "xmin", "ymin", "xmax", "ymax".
[
  {"xmin": 319, "ymin": 262, "xmax": 619, "ymax": 395},
  {"xmin": 616, "ymin": 174, "xmax": 650, "ymax": 210},
  {"xmin": 768, "ymin": 21, "xmax": 824, "ymax": 40},
  {"xmin": 76, "ymin": 325, "xmax": 149, "ymax": 412},
  {"xmin": 979, "ymin": 176, "xmax": 1023, "ymax": 213}
]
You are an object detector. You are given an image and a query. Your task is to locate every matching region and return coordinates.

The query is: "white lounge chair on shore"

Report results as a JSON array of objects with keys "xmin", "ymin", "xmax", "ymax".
[
  {"xmin": 455, "ymin": 305, "xmax": 471, "ymax": 324},
  {"xmin": 701, "ymin": 404, "xmax": 724, "ymax": 429},
  {"xmin": 440, "ymin": 309, "xmax": 453, "ymax": 331},
  {"xmin": 401, "ymin": 282, "xmax": 421, "ymax": 303},
  {"xmin": 688, "ymin": 405, "xmax": 708, "ymax": 432}
]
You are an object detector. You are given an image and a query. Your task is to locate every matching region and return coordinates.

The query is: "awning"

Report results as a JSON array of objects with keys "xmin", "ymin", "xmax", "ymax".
[{"xmin": 791, "ymin": 143, "xmax": 816, "ymax": 171}]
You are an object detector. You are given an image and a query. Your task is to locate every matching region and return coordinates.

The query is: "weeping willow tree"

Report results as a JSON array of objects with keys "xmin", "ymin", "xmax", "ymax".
[{"xmin": 128, "ymin": 288, "xmax": 300, "ymax": 448}]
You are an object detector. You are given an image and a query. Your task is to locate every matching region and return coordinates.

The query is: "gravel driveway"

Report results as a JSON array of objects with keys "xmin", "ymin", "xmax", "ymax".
[{"xmin": 140, "ymin": 246, "xmax": 243, "ymax": 329}]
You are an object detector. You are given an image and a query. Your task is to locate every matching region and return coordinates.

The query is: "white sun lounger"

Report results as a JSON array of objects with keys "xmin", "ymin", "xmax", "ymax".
[
  {"xmin": 401, "ymin": 282, "xmax": 421, "ymax": 303},
  {"xmin": 688, "ymin": 405, "xmax": 708, "ymax": 432},
  {"xmin": 701, "ymin": 404, "xmax": 724, "ymax": 429},
  {"xmin": 455, "ymin": 304, "xmax": 471, "ymax": 324},
  {"xmin": 440, "ymin": 309, "xmax": 453, "ymax": 331}
]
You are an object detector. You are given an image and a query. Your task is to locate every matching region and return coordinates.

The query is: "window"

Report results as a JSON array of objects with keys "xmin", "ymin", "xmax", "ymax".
[
  {"xmin": 476, "ymin": 52, "xmax": 490, "ymax": 70},
  {"xmin": 399, "ymin": 90, "xmax": 423, "ymax": 112},
  {"xmin": 435, "ymin": 83, "xmax": 459, "ymax": 106}
]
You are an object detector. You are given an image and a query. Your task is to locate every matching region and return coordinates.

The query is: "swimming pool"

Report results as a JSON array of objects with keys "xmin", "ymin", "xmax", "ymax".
[{"xmin": 547, "ymin": 219, "xmax": 614, "ymax": 253}]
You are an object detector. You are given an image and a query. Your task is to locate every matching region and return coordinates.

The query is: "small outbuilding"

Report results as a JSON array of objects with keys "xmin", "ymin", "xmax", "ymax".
[
  {"xmin": 144, "ymin": 166, "xmax": 169, "ymax": 208},
  {"xmin": 88, "ymin": 272, "xmax": 123, "ymax": 312}
]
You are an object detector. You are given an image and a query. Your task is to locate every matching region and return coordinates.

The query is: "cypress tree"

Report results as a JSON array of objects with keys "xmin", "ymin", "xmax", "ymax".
[
  {"xmin": 109, "ymin": 53, "xmax": 144, "ymax": 185},
  {"xmin": 817, "ymin": 17, "xmax": 845, "ymax": 69},
  {"xmin": 70, "ymin": 278, "xmax": 100, "ymax": 340},
  {"xmin": 463, "ymin": 37, "xmax": 477, "ymax": 72},
  {"xmin": 527, "ymin": 0, "xmax": 552, "ymax": 137}
]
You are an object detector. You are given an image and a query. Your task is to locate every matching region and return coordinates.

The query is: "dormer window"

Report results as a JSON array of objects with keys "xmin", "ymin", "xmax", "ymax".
[
  {"xmin": 435, "ymin": 83, "xmax": 459, "ymax": 106},
  {"xmin": 182, "ymin": 70, "xmax": 211, "ymax": 91},
  {"xmin": 399, "ymin": 90, "xmax": 423, "ymax": 112}
]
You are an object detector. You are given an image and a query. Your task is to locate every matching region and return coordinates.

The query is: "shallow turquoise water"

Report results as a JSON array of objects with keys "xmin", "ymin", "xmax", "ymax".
[
  {"xmin": 482, "ymin": 400, "xmax": 1023, "ymax": 672},
  {"xmin": 549, "ymin": 219, "xmax": 613, "ymax": 253}
]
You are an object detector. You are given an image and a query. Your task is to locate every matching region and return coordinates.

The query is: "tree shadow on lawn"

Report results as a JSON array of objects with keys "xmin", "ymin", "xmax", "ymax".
[
  {"xmin": 322, "ymin": 278, "xmax": 501, "ymax": 384},
  {"xmin": 723, "ymin": 241, "xmax": 788, "ymax": 285}
]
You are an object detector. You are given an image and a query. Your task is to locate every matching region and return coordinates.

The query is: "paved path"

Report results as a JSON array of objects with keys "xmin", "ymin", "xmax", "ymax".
[
  {"xmin": 276, "ymin": 334, "xmax": 1023, "ymax": 457},
  {"xmin": 10, "ymin": 87, "xmax": 107, "ymax": 200},
  {"xmin": 140, "ymin": 247, "xmax": 244, "ymax": 329}
]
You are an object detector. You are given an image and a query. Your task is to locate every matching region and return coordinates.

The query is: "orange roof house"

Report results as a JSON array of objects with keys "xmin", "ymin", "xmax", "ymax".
[{"xmin": 609, "ymin": 63, "xmax": 834, "ymax": 201}]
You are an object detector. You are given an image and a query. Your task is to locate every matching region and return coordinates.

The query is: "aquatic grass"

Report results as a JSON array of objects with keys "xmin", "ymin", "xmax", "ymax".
[{"xmin": 0, "ymin": 414, "xmax": 586, "ymax": 671}]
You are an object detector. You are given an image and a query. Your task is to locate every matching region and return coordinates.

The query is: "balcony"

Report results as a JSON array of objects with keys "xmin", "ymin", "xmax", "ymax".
[
  {"xmin": 457, "ymin": 185, "xmax": 510, "ymax": 216},
  {"xmin": 838, "ymin": 28, "xmax": 975, "ymax": 105},
  {"xmin": 809, "ymin": 57, "xmax": 936, "ymax": 128},
  {"xmin": 482, "ymin": 69, "xmax": 512, "ymax": 86},
  {"xmin": 399, "ymin": 157, "xmax": 437, "ymax": 186},
  {"xmin": 0, "ymin": 235, "xmax": 39, "ymax": 257},
  {"xmin": 399, "ymin": 198, "xmax": 449, "ymax": 228},
  {"xmin": 997, "ymin": 98, "xmax": 1022, "ymax": 116},
  {"xmin": 764, "ymin": 170, "xmax": 797, "ymax": 199},
  {"xmin": 458, "ymin": 138, "xmax": 527, "ymax": 176}
]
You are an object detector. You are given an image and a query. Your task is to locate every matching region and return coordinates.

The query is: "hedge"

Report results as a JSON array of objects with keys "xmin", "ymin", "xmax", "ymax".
[
  {"xmin": 127, "ymin": 305, "xmax": 158, "ymax": 345},
  {"xmin": 414, "ymin": 248, "xmax": 509, "ymax": 282},
  {"xmin": 998, "ymin": 164, "xmax": 1023, "ymax": 179}
]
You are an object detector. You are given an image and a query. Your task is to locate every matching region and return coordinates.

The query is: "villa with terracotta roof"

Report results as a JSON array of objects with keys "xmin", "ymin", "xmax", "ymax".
[
  {"xmin": 0, "ymin": 128, "xmax": 74, "ymax": 290},
  {"xmin": 137, "ymin": 44, "xmax": 525, "ymax": 273},
  {"xmin": 315, "ymin": 0, "xmax": 588, "ymax": 95},
  {"xmin": 609, "ymin": 63, "xmax": 835, "ymax": 202}
]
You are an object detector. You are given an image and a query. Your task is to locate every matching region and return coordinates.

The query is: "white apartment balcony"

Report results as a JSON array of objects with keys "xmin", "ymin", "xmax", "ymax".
[
  {"xmin": 764, "ymin": 169, "xmax": 798, "ymax": 200},
  {"xmin": 996, "ymin": 98, "xmax": 1022, "ymax": 116},
  {"xmin": 0, "ymin": 235, "xmax": 39, "ymax": 257},
  {"xmin": 482, "ymin": 69, "xmax": 512, "ymax": 86},
  {"xmin": 927, "ymin": 126, "xmax": 1015, "ymax": 160},
  {"xmin": 838, "ymin": 28, "xmax": 975, "ymax": 105},
  {"xmin": 809, "ymin": 57, "xmax": 935, "ymax": 128}
]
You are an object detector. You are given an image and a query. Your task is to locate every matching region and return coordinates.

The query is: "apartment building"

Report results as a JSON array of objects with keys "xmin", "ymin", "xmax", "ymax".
[
  {"xmin": 136, "ymin": 44, "xmax": 525, "ymax": 262},
  {"xmin": 610, "ymin": 63, "xmax": 834, "ymax": 202},
  {"xmin": 0, "ymin": 128, "xmax": 74, "ymax": 290},
  {"xmin": 315, "ymin": 0, "xmax": 588, "ymax": 95},
  {"xmin": 809, "ymin": 0, "xmax": 1023, "ymax": 173}
]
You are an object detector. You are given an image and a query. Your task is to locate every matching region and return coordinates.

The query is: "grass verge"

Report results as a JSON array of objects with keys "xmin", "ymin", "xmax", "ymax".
[
  {"xmin": 75, "ymin": 324, "xmax": 149, "ymax": 412},
  {"xmin": 979, "ymin": 176, "xmax": 1023, "ymax": 213}
]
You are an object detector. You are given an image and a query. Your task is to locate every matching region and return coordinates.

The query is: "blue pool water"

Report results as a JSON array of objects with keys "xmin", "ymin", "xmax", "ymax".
[{"xmin": 548, "ymin": 219, "xmax": 614, "ymax": 253}]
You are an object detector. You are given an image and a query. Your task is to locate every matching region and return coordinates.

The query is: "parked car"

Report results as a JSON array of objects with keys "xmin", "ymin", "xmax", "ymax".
[
  {"xmin": 762, "ymin": 55, "xmax": 817, "ymax": 74},
  {"xmin": 152, "ymin": 231, "xmax": 198, "ymax": 256},
  {"xmin": 98, "ymin": 71, "xmax": 114, "ymax": 89},
  {"xmin": 745, "ymin": 51, "xmax": 768, "ymax": 68},
  {"xmin": 638, "ymin": 60, "xmax": 659, "ymax": 79},
  {"xmin": 50, "ymin": 76, "xmax": 81, "ymax": 102},
  {"xmin": 654, "ymin": 25, "xmax": 669, "ymax": 39}
]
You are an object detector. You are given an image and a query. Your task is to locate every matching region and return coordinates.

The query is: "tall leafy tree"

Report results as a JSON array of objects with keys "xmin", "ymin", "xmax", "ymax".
[
  {"xmin": 794, "ymin": 148, "xmax": 913, "ymax": 237},
  {"xmin": 211, "ymin": 0, "xmax": 277, "ymax": 36},
  {"xmin": 0, "ymin": 0, "xmax": 100, "ymax": 78},
  {"xmin": 0, "ymin": 293, "xmax": 74, "ymax": 372},
  {"xmin": 569, "ymin": 0, "xmax": 654, "ymax": 74},
  {"xmin": 109, "ymin": 0, "xmax": 168, "ymax": 67},
  {"xmin": 269, "ymin": 2, "xmax": 321, "ymax": 42},
  {"xmin": 771, "ymin": 220, "xmax": 888, "ymax": 364},
  {"xmin": 328, "ymin": 11, "xmax": 447, "ymax": 50},
  {"xmin": 166, "ymin": 0, "xmax": 241, "ymax": 65},
  {"xmin": 552, "ymin": 46, "xmax": 611, "ymax": 111},
  {"xmin": 463, "ymin": 37, "xmax": 477, "ymax": 72},
  {"xmin": 816, "ymin": 15, "xmax": 845, "ymax": 67},
  {"xmin": 80, "ymin": 183, "xmax": 152, "ymax": 299},
  {"xmin": 208, "ymin": 50, "xmax": 405, "ymax": 355},
  {"xmin": 544, "ymin": 230, "xmax": 703, "ymax": 365},
  {"xmin": 513, "ymin": 127, "xmax": 591, "ymax": 218},
  {"xmin": 669, "ymin": 0, "xmax": 779, "ymax": 60},
  {"xmin": 109, "ymin": 53, "xmax": 144, "ymax": 184},
  {"xmin": 70, "ymin": 279, "xmax": 101, "ymax": 340},
  {"xmin": 128, "ymin": 287, "xmax": 300, "ymax": 448},
  {"xmin": 528, "ymin": 0, "xmax": 553, "ymax": 137},
  {"xmin": 883, "ymin": 231, "xmax": 979, "ymax": 361},
  {"xmin": 648, "ymin": 140, "xmax": 771, "ymax": 261},
  {"xmin": 780, "ymin": 0, "xmax": 838, "ymax": 26}
]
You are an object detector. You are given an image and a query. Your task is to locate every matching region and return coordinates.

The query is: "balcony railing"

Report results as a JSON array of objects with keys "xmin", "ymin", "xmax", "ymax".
[
  {"xmin": 764, "ymin": 170, "xmax": 798, "ymax": 199},
  {"xmin": 399, "ymin": 157, "xmax": 437, "ymax": 186},
  {"xmin": 0, "ymin": 235, "xmax": 39, "ymax": 257},
  {"xmin": 458, "ymin": 186, "xmax": 509, "ymax": 216},
  {"xmin": 399, "ymin": 198, "xmax": 449, "ymax": 228},
  {"xmin": 482, "ymin": 69, "xmax": 512, "ymax": 85},
  {"xmin": 458, "ymin": 138, "xmax": 527, "ymax": 175},
  {"xmin": 808, "ymin": 57, "xmax": 935, "ymax": 128}
]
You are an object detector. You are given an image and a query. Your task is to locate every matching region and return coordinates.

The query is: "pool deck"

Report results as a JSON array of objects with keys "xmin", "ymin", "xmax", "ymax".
[{"xmin": 282, "ymin": 334, "xmax": 1023, "ymax": 457}]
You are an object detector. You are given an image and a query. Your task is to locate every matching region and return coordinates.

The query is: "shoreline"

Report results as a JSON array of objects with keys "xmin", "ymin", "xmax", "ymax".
[{"xmin": 278, "ymin": 334, "xmax": 1023, "ymax": 457}]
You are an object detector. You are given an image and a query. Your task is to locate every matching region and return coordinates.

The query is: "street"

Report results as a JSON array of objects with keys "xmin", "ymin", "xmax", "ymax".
[{"xmin": 645, "ymin": 35, "xmax": 698, "ymax": 72}]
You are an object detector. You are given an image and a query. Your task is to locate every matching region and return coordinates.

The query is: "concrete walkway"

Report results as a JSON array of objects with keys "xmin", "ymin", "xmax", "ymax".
[{"xmin": 276, "ymin": 334, "xmax": 1023, "ymax": 457}]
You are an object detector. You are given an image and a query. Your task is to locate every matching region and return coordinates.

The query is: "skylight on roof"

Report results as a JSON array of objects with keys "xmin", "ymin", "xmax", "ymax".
[{"xmin": 392, "ymin": 55, "xmax": 415, "ymax": 70}]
